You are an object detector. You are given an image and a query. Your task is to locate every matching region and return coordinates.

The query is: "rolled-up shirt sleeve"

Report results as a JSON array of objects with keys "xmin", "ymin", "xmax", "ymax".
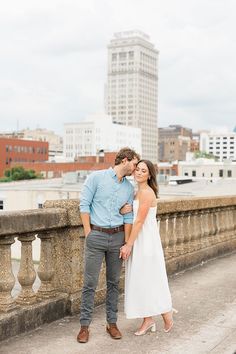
[
  {"xmin": 123, "ymin": 187, "xmax": 134, "ymax": 224},
  {"xmin": 80, "ymin": 173, "xmax": 97, "ymax": 213}
]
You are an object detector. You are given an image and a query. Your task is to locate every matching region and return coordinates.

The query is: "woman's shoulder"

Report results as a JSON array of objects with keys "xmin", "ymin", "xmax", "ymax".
[{"xmin": 139, "ymin": 188, "xmax": 155, "ymax": 201}]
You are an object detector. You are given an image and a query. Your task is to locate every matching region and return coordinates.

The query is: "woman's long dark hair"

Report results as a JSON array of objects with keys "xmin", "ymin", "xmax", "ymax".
[{"xmin": 137, "ymin": 159, "xmax": 159, "ymax": 197}]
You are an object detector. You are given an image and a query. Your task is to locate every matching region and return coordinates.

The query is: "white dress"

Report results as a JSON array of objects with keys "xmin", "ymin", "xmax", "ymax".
[{"xmin": 125, "ymin": 200, "xmax": 172, "ymax": 319}]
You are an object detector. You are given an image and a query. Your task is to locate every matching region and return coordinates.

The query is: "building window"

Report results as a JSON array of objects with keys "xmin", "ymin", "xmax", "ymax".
[
  {"xmin": 184, "ymin": 172, "xmax": 189, "ymax": 176},
  {"xmin": 119, "ymin": 52, "xmax": 126, "ymax": 60},
  {"xmin": 0, "ymin": 200, "xmax": 3, "ymax": 210},
  {"xmin": 192, "ymin": 170, "xmax": 196, "ymax": 177},
  {"xmin": 219, "ymin": 169, "xmax": 223, "ymax": 177},
  {"xmin": 227, "ymin": 170, "xmax": 232, "ymax": 177},
  {"xmin": 38, "ymin": 203, "xmax": 43, "ymax": 209},
  {"xmin": 129, "ymin": 51, "xmax": 134, "ymax": 59}
]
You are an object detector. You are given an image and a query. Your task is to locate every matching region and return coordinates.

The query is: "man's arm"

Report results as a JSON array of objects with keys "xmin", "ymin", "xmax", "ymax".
[
  {"xmin": 80, "ymin": 172, "xmax": 97, "ymax": 237},
  {"xmin": 124, "ymin": 223, "xmax": 132, "ymax": 243},
  {"xmin": 80, "ymin": 213, "xmax": 91, "ymax": 237}
]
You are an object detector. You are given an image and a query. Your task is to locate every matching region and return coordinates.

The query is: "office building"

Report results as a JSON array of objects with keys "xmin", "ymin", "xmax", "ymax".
[
  {"xmin": 64, "ymin": 114, "xmax": 141, "ymax": 161},
  {"xmin": 158, "ymin": 125, "xmax": 194, "ymax": 161},
  {"xmin": 200, "ymin": 131, "xmax": 236, "ymax": 161},
  {"xmin": 106, "ymin": 30, "xmax": 158, "ymax": 162}
]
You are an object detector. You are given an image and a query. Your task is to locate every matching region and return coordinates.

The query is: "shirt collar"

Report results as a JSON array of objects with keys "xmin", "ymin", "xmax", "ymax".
[{"xmin": 108, "ymin": 167, "xmax": 124, "ymax": 182}]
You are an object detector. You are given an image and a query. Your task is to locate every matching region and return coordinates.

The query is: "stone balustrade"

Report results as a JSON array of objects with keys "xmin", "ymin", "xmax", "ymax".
[{"xmin": 0, "ymin": 196, "xmax": 236, "ymax": 341}]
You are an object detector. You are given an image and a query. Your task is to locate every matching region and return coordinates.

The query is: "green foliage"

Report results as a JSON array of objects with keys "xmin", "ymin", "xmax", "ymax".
[
  {"xmin": 4, "ymin": 169, "xmax": 11, "ymax": 177},
  {"xmin": 194, "ymin": 151, "xmax": 219, "ymax": 160},
  {"xmin": 0, "ymin": 176, "xmax": 12, "ymax": 183},
  {"xmin": 0, "ymin": 166, "xmax": 43, "ymax": 182}
]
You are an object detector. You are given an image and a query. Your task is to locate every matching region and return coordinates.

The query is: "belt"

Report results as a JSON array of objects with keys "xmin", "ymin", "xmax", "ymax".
[{"xmin": 91, "ymin": 224, "xmax": 124, "ymax": 234}]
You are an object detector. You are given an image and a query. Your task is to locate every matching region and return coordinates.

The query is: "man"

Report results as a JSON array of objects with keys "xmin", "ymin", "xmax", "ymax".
[{"xmin": 77, "ymin": 147, "xmax": 140, "ymax": 343}]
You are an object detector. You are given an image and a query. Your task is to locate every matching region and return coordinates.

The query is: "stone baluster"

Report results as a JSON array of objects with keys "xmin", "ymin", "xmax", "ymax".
[
  {"xmin": 225, "ymin": 207, "xmax": 233, "ymax": 241},
  {"xmin": 234, "ymin": 207, "xmax": 236, "ymax": 231},
  {"xmin": 214, "ymin": 207, "xmax": 222, "ymax": 243},
  {"xmin": 167, "ymin": 213, "xmax": 177, "ymax": 258},
  {"xmin": 209, "ymin": 209, "xmax": 216, "ymax": 236},
  {"xmin": 16, "ymin": 233, "xmax": 37, "ymax": 305},
  {"xmin": 229, "ymin": 207, "xmax": 236, "ymax": 240},
  {"xmin": 182, "ymin": 212, "xmax": 192, "ymax": 254},
  {"xmin": 37, "ymin": 231, "xmax": 56, "ymax": 299},
  {"xmin": 210, "ymin": 209, "xmax": 218, "ymax": 246},
  {"xmin": 219, "ymin": 207, "xmax": 226, "ymax": 242},
  {"xmin": 157, "ymin": 214, "xmax": 169, "ymax": 259},
  {"xmin": 221, "ymin": 208, "xmax": 229, "ymax": 241},
  {"xmin": 0, "ymin": 236, "xmax": 17, "ymax": 312},
  {"xmin": 206, "ymin": 210, "xmax": 215, "ymax": 248},
  {"xmin": 187, "ymin": 212, "xmax": 195, "ymax": 252},
  {"xmin": 192, "ymin": 211, "xmax": 202, "ymax": 251},
  {"xmin": 175, "ymin": 212, "xmax": 185, "ymax": 256},
  {"xmin": 197, "ymin": 210, "xmax": 205, "ymax": 249},
  {"xmin": 201, "ymin": 209, "xmax": 210, "ymax": 248}
]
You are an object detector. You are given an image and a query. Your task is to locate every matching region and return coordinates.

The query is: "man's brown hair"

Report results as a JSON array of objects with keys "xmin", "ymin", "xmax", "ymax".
[{"xmin": 114, "ymin": 147, "xmax": 140, "ymax": 165}]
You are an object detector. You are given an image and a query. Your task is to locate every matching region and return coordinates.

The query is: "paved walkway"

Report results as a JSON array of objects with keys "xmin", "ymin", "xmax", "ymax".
[{"xmin": 1, "ymin": 253, "xmax": 236, "ymax": 354}]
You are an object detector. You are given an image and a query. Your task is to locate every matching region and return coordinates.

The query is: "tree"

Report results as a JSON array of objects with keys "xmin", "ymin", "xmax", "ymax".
[{"xmin": 0, "ymin": 166, "xmax": 43, "ymax": 182}]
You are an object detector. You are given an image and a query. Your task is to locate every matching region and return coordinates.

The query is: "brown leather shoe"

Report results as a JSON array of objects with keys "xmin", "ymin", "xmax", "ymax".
[
  {"xmin": 77, "ymin": 326, "xmax": 89, "ymax": 343},
  {"xmin": 106, "ymin": 323, "xmax": 122, "ymax": 339}
]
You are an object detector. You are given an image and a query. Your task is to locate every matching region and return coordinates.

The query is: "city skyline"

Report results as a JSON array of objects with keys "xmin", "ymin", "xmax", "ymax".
[{"xmin": 0, "ymin": 0, "xmax": 235, "ymax": 135}]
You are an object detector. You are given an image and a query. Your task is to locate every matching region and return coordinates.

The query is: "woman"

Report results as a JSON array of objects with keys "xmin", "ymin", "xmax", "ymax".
[{"xmin": 120, "ymin": 160, "xmax": 176, "ymax": 336}]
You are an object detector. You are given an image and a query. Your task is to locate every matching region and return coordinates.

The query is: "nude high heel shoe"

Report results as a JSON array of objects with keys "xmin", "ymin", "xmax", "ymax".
[
  {"xmin": 134, "ymin": 322, "xmax": 156, "ymax": 336},
  {"xmin": 163, "ymin": 308, "xmax": 178, "ymax": 333}
]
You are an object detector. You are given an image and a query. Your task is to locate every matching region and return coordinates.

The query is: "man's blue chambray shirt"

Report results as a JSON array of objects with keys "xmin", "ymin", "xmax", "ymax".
[{"xmin": 80, "ymin": 167, "xmax": 134, "ymax": 227}]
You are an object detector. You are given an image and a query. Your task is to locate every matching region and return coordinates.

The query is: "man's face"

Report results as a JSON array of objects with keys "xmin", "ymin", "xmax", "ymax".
[{"xmin": 124, "ymin": 157, "xmax": 139, "ymax": 176}]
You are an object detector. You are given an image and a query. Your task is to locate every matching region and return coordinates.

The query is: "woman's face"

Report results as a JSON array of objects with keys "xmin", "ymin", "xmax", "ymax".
[{"xmin": 134, "ymin": 162, "xmax": 150, "ymax": 183}]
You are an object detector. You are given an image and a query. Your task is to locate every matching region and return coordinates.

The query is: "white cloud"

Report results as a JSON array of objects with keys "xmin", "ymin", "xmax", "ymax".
[{"xmin": 0, "ymin": 0, "xmax": 235, "ymax": 134}]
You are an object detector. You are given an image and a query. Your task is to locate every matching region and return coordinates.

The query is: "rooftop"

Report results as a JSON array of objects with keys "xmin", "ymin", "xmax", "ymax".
[
  {"xmin": 2, "ymin": 252, "xmax": 236, "ymax": 354},
  {"xmin": 1, "ymin": 177, "xmax": 236, "ymax": 198}
]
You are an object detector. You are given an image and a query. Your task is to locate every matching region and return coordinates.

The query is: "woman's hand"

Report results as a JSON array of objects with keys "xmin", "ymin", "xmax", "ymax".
[
  {"xmin": 119, "ymin": 244, "xmax": 133, "ymax": 260},
  {"xmin": 120, "ymin": 203, "xmax": 133, "ymax": 215}
]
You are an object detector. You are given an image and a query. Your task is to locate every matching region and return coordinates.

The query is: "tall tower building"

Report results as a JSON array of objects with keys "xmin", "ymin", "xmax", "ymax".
[{"xmin": 105, "ymin": 30, "xmax": 159, "ymax": 162}]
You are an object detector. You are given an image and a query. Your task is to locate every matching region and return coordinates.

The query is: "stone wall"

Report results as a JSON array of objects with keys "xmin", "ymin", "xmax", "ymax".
[{"xmin": 0, "ymin": 196, "xmax": 236, "ymax": 341}]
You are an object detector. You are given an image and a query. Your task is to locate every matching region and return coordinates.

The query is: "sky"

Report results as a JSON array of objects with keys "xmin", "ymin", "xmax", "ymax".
[{"xmin": 0, "ymin": 0, "xmax": 235, "ymax": 135}]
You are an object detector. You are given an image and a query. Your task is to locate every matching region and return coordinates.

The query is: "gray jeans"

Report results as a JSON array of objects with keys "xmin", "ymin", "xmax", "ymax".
[{"xmin": 80, "ymin": 229, "xmax": 124, "ymax": 326}]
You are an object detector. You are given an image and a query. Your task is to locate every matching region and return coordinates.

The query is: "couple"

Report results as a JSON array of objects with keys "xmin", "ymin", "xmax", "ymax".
[{"xmin": 77, "ymin": 147, "xmax": 175, "ymax": 344}]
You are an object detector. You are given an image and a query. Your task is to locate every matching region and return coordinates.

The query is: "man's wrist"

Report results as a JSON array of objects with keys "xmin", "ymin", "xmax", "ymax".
[{"xmin": 85, "ymin": 228, "xmax": 91, "ymax": 237}]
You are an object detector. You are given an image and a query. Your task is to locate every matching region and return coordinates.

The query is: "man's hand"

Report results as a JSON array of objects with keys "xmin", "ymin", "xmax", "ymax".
[
  {"xmin": 119, "ymin": 244, "xmax": 132, "ymax": 260},
  {"xmin": 120, "ymin": 203, "xmax": 133, "ymax": 215},
  {"xmin": 85, "ymin": 228, "xmax": 91, "ymax": 237}
]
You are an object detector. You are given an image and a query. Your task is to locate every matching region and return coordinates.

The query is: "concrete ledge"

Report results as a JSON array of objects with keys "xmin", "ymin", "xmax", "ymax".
[
  {"xmin": 0, "ymin": 294, "xmax": 68, "ymax": 342},
  {"xmin": 0, "ymin": 208, "xmax": 68, "ymax": 236},
  {"xmin": 157, "ymin": 195, "xmax": 236, "ymax": 214}
]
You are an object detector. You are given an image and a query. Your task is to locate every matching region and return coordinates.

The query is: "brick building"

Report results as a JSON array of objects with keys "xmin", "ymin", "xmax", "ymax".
[
  {"xmin": 9, "ymin": 152, "xmax": 117, "ymax": 179},
  {"xmin": 158, "ymin": 125, "xmax": 197, "ymax": 162},
  {"xmin": 0, "ymin": 137, "xmax": 48, "ymax": 177}
]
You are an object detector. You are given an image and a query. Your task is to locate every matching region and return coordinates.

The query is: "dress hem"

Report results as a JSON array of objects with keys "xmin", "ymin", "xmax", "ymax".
[{"xmin": 125, "ymin": 307, "xmax": 172, "ymax": 319}]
